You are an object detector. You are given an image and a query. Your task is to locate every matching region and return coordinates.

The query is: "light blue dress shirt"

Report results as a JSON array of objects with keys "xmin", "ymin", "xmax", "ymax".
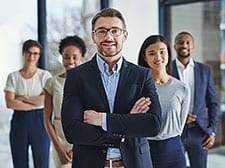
[{"xmin": 96, "ymin": 54, "xmax": 122, "ymax": 159}]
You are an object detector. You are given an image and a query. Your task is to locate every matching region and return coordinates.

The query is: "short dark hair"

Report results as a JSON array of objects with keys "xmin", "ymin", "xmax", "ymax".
[
  {"xmin": 22, "ymin": 39, "xmax": 42, "ymax": 53},
  {"xmin": 58, "ymin": 35, "xmax": 87, "ymax": 57},
  {"xmin": 91, "ymin": 8, "xmax": 127, "ymax": 31},
  {"xmin": 174, "ymin": 31, "xmax": 194, "ymax": 43},
  {"xmin": 138, "ymin": 35, "xmax": 172, "ymax": 74}
]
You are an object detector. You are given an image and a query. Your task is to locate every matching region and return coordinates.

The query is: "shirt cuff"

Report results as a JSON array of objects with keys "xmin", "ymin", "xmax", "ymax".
[{"xmin": 102, "ymin": 113, "xmax": 107, "ymax": 131}]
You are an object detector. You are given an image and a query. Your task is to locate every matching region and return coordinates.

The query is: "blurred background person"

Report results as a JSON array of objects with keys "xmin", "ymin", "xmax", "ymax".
[
  {"xmin": 138, "ymin": 35, "xmax": 190, "ymax": 168},
  {"xmin": 4, "ymin": 39, "xmax": 52, "ymax": 168},
  {"xmin": 44, "ymin": 35, "xmax": 86, "ymax": 168},
  {"xmin": 172, "ymin": 31, "xmax": 219, "ymax": 168}
]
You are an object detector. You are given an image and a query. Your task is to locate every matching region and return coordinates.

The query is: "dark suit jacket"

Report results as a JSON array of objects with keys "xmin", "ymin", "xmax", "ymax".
[
  {"xmin": 172, "ymin": 60, "xmax": 219, "ymax": 135},
  {"xmin": 61, "ymin": 56, "xmax": 161, "ymax": 168}
]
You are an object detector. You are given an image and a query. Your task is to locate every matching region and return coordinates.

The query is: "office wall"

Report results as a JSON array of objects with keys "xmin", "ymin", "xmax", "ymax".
[{"xmin": 111, "ymin": 0, "xmax": 159, "ymax": 64}]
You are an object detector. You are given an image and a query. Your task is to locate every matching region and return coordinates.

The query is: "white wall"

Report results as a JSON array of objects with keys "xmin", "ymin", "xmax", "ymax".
[{"xmin": 111, "ymin": 0, "xmax": 159, "ymax": 64}]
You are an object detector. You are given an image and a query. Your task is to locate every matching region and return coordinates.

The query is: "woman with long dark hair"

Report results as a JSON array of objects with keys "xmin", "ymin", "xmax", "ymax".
[{"xmin": 138, "ymin": 35, "xmax": 190, "ymax": 168}]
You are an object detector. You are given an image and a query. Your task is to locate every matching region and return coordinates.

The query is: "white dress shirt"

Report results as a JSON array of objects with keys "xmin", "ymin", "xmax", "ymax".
[{"xmin": 175, "ymin": 58, "xmax": 195, "ymax": 112}]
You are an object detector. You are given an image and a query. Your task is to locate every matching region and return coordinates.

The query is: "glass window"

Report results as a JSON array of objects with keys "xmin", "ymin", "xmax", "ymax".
[
  {"xmin": 0, "ymin": 0, "xmax": 37, "ymax": 167},
  {"xmin": 47, "ymin": 0, "xmax": 100, "ymax": 75},
  {"xmin": 170, "ymin": 1, "xmax": 220, "ymax": 63},
  {"xmin": 170, "ymin": 0, "xmax": 221, "ymax": 93}
]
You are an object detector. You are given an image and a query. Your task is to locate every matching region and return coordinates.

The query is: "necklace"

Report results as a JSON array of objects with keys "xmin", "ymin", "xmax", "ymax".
[
  {"xmin": 155, "ymin": 82, "xmax": 163, "ymax": 85},
  {"xmin": 154, "ymin": 77, "xmax": 171, "ymax": 85}
]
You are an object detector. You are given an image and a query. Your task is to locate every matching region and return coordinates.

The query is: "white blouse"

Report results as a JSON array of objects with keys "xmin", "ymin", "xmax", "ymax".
[{"xmin": 4, "ymin": 68, "xmax": 51, "ymax": 109}]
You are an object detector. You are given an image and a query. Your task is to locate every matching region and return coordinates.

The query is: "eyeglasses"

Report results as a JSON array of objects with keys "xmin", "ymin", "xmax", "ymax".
[
  {"xmin": 26, "ymin": 51, "xmax": 40, "ymax": 57},
  {"xmin": 92, "ymin": 27, "xmax": 125, "ymax": 38}
]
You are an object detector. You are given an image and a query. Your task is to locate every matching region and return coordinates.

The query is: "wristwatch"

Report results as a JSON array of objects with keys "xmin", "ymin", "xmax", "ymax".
[{"xmin": 211, "ymin": 132, "xmax": 216, "ymax": 136}]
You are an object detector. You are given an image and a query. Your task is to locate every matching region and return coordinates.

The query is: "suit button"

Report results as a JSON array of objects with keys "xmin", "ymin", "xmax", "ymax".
[{"xmin": 102, "ymin": 150, "xmax": 107, "ymax": 154}]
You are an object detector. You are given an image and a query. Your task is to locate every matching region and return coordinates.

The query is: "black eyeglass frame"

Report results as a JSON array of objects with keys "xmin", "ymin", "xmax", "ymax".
[{"xmin": 92, "ymin": 27, "xmax": 126, "ymax": 37}]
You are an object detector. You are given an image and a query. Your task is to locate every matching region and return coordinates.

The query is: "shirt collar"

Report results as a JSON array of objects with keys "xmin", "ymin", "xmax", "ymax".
[
  {"xmin": 175, "ymin": 57, "xmax": 194, "ymax": 69},
  {"xmin": 96, "ymin": 54, "xmax": 123, "ymax": 75}
]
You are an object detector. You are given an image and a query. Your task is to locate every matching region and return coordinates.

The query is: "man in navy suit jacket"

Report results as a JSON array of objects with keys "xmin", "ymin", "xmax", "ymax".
[
  {"xmin": 61, "ymin": 8, "xmax": 161, "ymax": 168},
  {"xmin": 172, "ymin": 31, "xmax": 219, "ymax": 168}
]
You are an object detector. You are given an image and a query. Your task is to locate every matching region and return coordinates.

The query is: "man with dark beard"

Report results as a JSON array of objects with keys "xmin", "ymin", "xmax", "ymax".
[
  {"xmin": 172, "ymin": 31, "xmax": 219, "ymax": 168},
  {"xmin": 61, "ymin": 8, "xmax": 161, "ymax": 168}
]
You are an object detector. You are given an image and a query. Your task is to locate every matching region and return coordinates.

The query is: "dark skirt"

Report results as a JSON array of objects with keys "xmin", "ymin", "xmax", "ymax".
[{"xmin": 148, "ymin": 135, "xmax": 186, "ymax": 168}]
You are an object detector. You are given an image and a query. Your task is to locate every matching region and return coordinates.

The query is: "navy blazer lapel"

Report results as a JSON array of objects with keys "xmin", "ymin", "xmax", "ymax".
[
  {"xmin": 114, "ymin": 59, "xmax": 129, "ymax": 113},
  {"xmin": 89, "ymin": 56, "xmax": 110, "ymax": 112},
  {"xmin": 172, "ymin": 60, "xmax": 180, "ymax": 80},
  {"xmin": 117, "ymin": 59, "xmax": 129, "ymax": 88},
  {"xmin": 193, "ymin": 61, "xmax": 199, "ymax": 109}
]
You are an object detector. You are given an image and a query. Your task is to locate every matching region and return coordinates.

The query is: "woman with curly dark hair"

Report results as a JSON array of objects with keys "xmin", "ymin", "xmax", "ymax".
[{"xmin": 44, "ymin": 35, "xmax": 86, "ymax": 168}]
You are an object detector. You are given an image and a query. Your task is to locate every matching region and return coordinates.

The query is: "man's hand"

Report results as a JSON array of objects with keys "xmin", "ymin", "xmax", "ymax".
[
  {"xmin": 202, "ymin": 134, "xmax": 215, "ymax": 150},
  {"xmin": 83, "ymin": 110, "xmax": 102, "ymax": 126},
  {"xmin": 130, "ymin": 97, "xmax": 151, "ymax": 114},
  {"xmin": 186, "ymin": 112, "xmax": 197, "ymax": 124}
]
